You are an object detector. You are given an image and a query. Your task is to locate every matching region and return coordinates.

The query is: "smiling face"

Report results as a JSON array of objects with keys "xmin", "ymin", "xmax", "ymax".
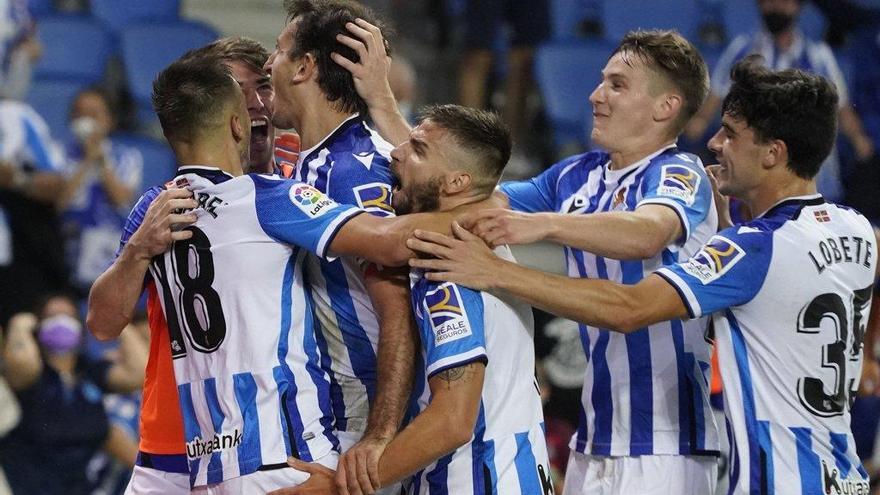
[
  {"xmin": 227, "ymin": 59, "xmax": 275, "ymax": 173},
  {"xmin": 264, "ymin": 21, "xmax": 301, "ymax": 131},
  {"xmin": 707, "ymin": 114, "xmax": 769, "ymax": 198},
  {"xmin": 389, "ymin": 120, "xmax": 454, "ymax": 215}
]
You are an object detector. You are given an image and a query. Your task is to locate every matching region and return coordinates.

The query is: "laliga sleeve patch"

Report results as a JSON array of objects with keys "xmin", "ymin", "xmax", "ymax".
[
  {"xmin": 353, "ymin": 182, "xmax": 394, "ymax": 216},
  {"xmin": 681, "ymin": 235, "xmax": 746, "ymax": 284},
  {"xmin": 288, "ymin": 183, "xmax": 337, "ymax": 218},
  {"xmin": 425, "ymin": 283, "xmax": 473, "ymax": 346},
  {"xmin": 657, "ymin": 164, "xmax": 701, "ymax": 206}
]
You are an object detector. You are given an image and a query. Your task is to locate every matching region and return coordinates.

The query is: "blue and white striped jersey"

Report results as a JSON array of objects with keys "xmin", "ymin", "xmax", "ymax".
[
  {"xmin": 294, "ymin": 114, "xmax": 396, "ymax": 433},
  {"xmin": 146, "ymin": 167, "xmax": 363, "ymax": 487},
  {"xmin": 500, "ymin": 145, "xmax": 720, "ymax": 457},
  {"xmin": 407, "ymin": 247, "xmax": 552, "ymax": 495},
  {"xmin": 0, "ymin": 99, "xmax": 63, "ymax": 172},
  {"xmin": 657, "ymin": 195, "xmax": 875, "ymax": 495}
]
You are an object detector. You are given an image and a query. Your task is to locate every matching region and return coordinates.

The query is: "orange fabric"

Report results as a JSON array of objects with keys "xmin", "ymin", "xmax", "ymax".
[
  {"xmin": 138, "ymin": 281, "xmax": 186, "ymax": 455},
  {"xmin": 710, "ymin": 346, "xmax": 723, "ymax": 395}
]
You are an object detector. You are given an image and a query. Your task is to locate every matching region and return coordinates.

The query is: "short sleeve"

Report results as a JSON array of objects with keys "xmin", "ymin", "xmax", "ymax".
[
  {"xmin": 326, "ymin": 152, "xmax": 396, "ymax": 218},
  {"xmin": 115, "ymin": 186, "xmax": 163, "ymax": 258},
  {"xmin": 638, "ymin": 157, "xmax": 713, "ymax": 243},
  {"xmin": 655, "ymin": 226, "xmax": 773, "ymax": 318},
  {"xmin": 419, "ymin": 282, "xmax": 488, "ymax": 378},
  {"xmin": 499, "ymin": 155, "xmax": 579, "ymax": 213},
  {"xmin": 252, "ymin": 175, "xmax": 364, "ymax": 259}
]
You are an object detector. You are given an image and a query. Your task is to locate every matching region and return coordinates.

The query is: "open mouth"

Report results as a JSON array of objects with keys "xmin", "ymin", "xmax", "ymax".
[{"xmin": 250, "ymin": 119, "xmax": 269, "ymax": 146}]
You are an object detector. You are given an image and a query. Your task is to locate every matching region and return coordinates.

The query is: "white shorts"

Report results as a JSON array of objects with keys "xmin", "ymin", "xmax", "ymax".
[
  {"xmin": 124, "ymin": 465, "xmax": 189, "ymax": 495},
  {"xmin": 562, "ymin": 451, "xmax": 719, "ymax": 495},
  {"xmin": 191, "ymin": 452, "xmax": 338, "ymax": 495},
  {"xmin": 338, "ymin": 429, "xmax": 403, "ymax": 495}
]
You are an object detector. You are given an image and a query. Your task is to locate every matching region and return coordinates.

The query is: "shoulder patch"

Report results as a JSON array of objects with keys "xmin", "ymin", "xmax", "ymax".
[
  {"xmin": 353, "ymin": 182, "xmax": 394, "ymax": 216},
  {"xmin": 681, "ymin": 235, "xmax": 746, "ymax": 284},
  {"xmin": 657, "ymin": 164, "xmax": 701, "ymax": 206},
  {"xmin": 425, "ymin": 283, "xmax": 473, "ymax": 346},
  {"xmin": 289, "ymin": 183, "xmax": 337, "ymax": 218}
]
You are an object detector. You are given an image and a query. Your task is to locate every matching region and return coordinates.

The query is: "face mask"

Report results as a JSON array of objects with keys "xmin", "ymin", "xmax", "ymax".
[
  {"xmin": 37, "ymin": 314, "xmax": 82, "ymax": 354},
  {"xmin": 762, "ymin": 12, "xmax": 796, "ymax": 35}
]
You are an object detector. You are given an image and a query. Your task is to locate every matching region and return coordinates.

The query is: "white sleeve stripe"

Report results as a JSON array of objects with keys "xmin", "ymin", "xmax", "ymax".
[
  {"xmin": 656, "ymin": 268, "xmax": 702, "ymax": 318},
  {"xmin": 316, "ymin": 208, "xmax": 364, "ymax": 259},
  {"xmin": 638, "ymin": 197, "xmax": 691, "ymax": 241},
  {"xmin": 426, "ymin": 347, "xmax": 487, "ymax": 378}
]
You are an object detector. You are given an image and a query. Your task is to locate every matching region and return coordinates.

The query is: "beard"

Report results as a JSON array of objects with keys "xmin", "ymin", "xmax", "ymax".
[{"xmin": 394, "ymin": 176, "xmax": 442, "ymax": 215}]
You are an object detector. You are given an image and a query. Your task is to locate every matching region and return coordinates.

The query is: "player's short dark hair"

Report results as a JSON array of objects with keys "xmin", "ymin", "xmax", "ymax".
[
  {"xmin": 283, "ymin": 0, "xmax": 391, "ymax": 116},
  {"xmin": 152, "ymin": 56, "xmax": 240, "ymax": 142},
  {"xmin": 183, "ymin": 36, "xmax": 270, "ymax": 76},
  {"xmin": 722, "ymin": 56, "xmax": 838, "ymax": 179},
  {"xmin": 612, "ymin": 30, "xmax": 709, "ymax": 133},
  {"xmin": 419, "ymin": 104, "xmax": 511, "ymax": 191}
]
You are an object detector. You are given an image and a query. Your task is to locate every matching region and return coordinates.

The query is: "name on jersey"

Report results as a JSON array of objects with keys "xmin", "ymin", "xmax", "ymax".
[
  {"xmin": 185, "ymin": 428, "xmax": 242, "ymax": 458},
  {"xmin": 657, "ymin": 164, "xmax": 700, "ymax": 206},
  {"xmin": 289, "ymin": 183, "xmax": 335, "ymax": 218},
  {"xmin": 681, "ymin": 235, "xmax": 745, "ymax": 284},
  {"xmin": 425, "ymin": 283, "xmax": 472, "ymax": 346},
  {"xmin": 808, "ymin": 235, "xmax": 873, "ymax": 274},
  {"xmin": 822, "ymin": 459, "xmax": 870, "ymax": 495},
  {"xmin": 196, "ymin": 192, "xmax": 222, "ymax": 218}
]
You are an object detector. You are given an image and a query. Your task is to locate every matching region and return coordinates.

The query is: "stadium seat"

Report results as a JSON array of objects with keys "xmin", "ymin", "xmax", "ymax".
[
  {"xmin": 25, "ymin": 77, "xmax": 89, "ymax": 139},
  {"xmin": 34, "ymin": 15, "xmax": 113, "ymax": 83},
  {"xmin": 535, "ymin": 40, "xmax": 614, "ymax": 150},
  {"xmin": 602, "ymin": 0, "xmax": 699, "ymax": 42},
  {"xmin": 120, "ymin": 20, "xmax": 220, "ymax": 124},
  {"xmin": 89, "ymin": 0, "xmax": 180, "ymax": 33},
  {"xmin": 110, "ymin": 133, "xmax": 177, "ymax": 190}
]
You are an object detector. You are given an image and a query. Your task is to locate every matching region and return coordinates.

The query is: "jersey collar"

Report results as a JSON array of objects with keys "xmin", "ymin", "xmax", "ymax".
[
  {"xmin": 756, "ymin": 193, "xmax": 824, "ymax": 219},
  {"xmin": 176, "ymin": 165, "xmax": 236, "ymax": 184}
]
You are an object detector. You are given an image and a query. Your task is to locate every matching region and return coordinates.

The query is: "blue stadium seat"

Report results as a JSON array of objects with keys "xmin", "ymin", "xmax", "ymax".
[
  {"xmin": 602, "ymin": 0, "xmax": 699, "ymax": 41},
  {"xmin": 89, "ymin": 0, "xmax": 180, "ymax": 33},
  {"xmin": 535, "ymin": 40, "xmax": 614, "ymax": 150},
  {"xmin": 110, "ymin": 133, "xmax": 177, "ymax": 190},
  {"xmin": 120, "ymin": 20, "xmax": 219, "ymax": 124},
  {"xmin": 34, "ymin": 15, "xmax": 113, "ymax": 83},
  {"xmin": 25, "ymin": 77, "xmax": 89, "ymax": 139}
]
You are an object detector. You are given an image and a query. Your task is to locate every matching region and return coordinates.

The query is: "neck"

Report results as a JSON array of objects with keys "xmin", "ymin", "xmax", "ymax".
[
  {"xmin": 439, "ymin": 189, "xmax": 502, "ymax": 214},
  {"xmin": 297, "ymin": 99, "xmax": 354, "ymax": 151},
  {"xmin": 743, "ymin": 175, "xmax": 817, "ymax": 217},
  {"xmin": 774, "ymin": 29, "xmax": 795, "ymax": 50},
  {"xmin": 172, "ymin": 137, "xmax": 244, "ymax": 177},
  {"xmin": 608, "ymin": 139, "xmax": 675, "ymax": 170}
]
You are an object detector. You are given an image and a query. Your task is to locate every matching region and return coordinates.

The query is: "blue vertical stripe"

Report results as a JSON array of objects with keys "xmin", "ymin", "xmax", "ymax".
[
  {"xmin": 757, "ymin": 420, "xmax": 774, "ymax": 494},
  {"xmin": 681, "ymin": 352, "xmax": 702, "ymax": 454},
  {"xmin": 233, "ymin": 372, "xmax": 262, "ymax": 474},
  {"xmin": 301, "ymin": 281, "xmax": 341, "ymax": 451},
  {"xmin": 727, "ymin": 310, "xmax": 765, "ymax": 494},
  {"xmin": 177, "ymin": 383, "xmax": 202, "ymax": 488},
  {"xmin": 514, "ymin": 431, "xmax": 541, "ymax": 494},
  {"xmin": 792, "ymin": 427, "xmax": 821, "ymax": 494},
  {"xmin": 203, "ymin": 378, "xmax": 226, "ymax": 484},
  {"xmin": 570, "ymin": 246, "xmax": 592, "ymax": 453},
  {"xmin": 726, "ymin": 416, "xmax": 740, "ymax": 495},
  {"xmin": 483, "ymin": 439, "xmax": 498, "ymax": 495},
  {"xmin": 471, "ymin": 404, "xmax": 491, "ymax": 494},
  {"xmin": 829, "ymin": 432, "xmax": 851, "ymax": 478},
  {"xmin": 272, "ymin": 366, "xmax": 292, "ymax": 456},
  {"xmin": 620, "ymin": 258, "xmax": 653, "ymax": 455},
  {"xmin": 309, "ymin": 290, "xmax": 347, "ymax": 430},
  {"xmin": 426, "ymin": 453, "xmax": 453, "ymax": 495},
  {"xmin": 589, "ymin": 331, "xmax": 613, "ymax": 455}
]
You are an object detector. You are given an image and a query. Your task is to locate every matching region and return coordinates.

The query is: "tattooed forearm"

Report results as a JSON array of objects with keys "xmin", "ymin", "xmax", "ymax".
[{"xmin": 436, "ymin": 362, "xmax": 482, "ymax": 388}]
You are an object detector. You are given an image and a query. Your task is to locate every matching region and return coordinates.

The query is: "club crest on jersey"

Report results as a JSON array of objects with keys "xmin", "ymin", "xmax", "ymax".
[
  {"xmin": 425, "ymin": 283, "xmax": 472, "ymax": 346},
  {"xmin": 657, "ymin": 164, "xmax": 700, "ymax": 206},
  {"xmin": 682, "ymin": 235, "xmax": 745, "ymax": 284},
  {"xmin": 611, "ymin": 186, "xmax": 628, "ymax": 210},
  {"xmin": 289, "ymin": 183, "xmax": 335, "ymax": 218},
  {"xmin": 353, "ymin": 182, "xmax": 394, "ymax": 216}
]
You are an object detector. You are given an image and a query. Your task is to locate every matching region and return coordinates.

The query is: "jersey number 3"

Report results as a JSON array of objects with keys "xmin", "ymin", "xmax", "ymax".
[
  {"xmin": 796, "ymin": 286, "xmax": 872, "ymax": 417},
  {"xmin": 153, "ymin": 226, "xmax": 227, "ymax": 358}
]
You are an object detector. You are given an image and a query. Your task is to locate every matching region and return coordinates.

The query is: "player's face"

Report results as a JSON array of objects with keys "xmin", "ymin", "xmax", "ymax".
[
  {"xmin": 589, "ymin": 52, "xmax": 662, "ymax": 152},
  {"xmin": 227, "ymin": 60, "xmax": 275, "ymax": 173},
  {"xmin": 265, "ymin": 21, "xmax": 299, "ymax": 131},
  {"xmin": 389, "ymin": 120, "xmax": 448, "ymax": 215},
  {"xmin": 707, "ymin": 114, "xmax": 767, "ymax": 197}
]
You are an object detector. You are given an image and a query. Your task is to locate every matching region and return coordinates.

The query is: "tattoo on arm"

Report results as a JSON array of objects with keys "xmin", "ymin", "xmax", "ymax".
[{"xmin": 436, "ymin": 362, "xmax": 482, "ymax": 388}]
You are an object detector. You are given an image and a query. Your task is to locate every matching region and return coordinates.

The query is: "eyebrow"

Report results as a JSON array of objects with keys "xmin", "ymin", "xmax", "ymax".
[
  {"xmin": 721, "ymin": 122, "xmax": 736, "ymax": 135},
  {"xmin": 411, "ymin": 137, "xmax": 428, "ymax": 156}
]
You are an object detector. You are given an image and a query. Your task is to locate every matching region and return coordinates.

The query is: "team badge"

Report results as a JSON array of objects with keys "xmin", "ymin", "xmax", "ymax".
[
  {"xmin": 424, "ymin": 283, "xmax": 472, "ymax": 346},
  {"xmin": 681, "ymin": 235, "xmax": 745, "ymax": 284},
  {"xmin": 814, "ymin": 209, "xmax": 831, "ymax": 223},
  {"xmin": 289, "ymin": 183, "xmax": 335, "ymax": 218},
  {"xmin": 657, "ymin": 164, "xmax": 701, "ymax": 206},
  {"xmin": 353, "ymin": 182, "xmax": 394, "ymax": 216}
]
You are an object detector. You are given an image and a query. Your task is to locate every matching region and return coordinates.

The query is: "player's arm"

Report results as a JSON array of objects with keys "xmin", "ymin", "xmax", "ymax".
[
  {"xmin": 104, "ymin": 324, "xmax": 148, "ymax": 393},
  {"xmin": 374, "ymin": 362, "xmax": 485, "ymax": 489},
  {"xmin": 333, "ymin": 18, "xmax": 411, "ymax": 145},
  {"xmin": 86, "ymin": 188, "xmax": 197, "ymax": 340},
  {"xmin": 1, "ymin": 313, "xmax": 43, "ymax": 390}
]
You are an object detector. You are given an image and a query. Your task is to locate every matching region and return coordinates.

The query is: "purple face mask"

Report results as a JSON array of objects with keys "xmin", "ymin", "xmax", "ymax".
[{"xmin": 37, "ymin": 314, "xmax": 82, "ymax": 354}]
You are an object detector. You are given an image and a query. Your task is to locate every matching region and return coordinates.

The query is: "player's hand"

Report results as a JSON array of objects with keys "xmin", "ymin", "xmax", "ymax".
[
  {"xmin": 274, "ymin": 132, "xmax": 301, "ymax": 178},
  {"xmin": 459, "ymin": 208, "xmax": 549, "ymax": 247},
  {"xmin": 267, "ymin": 458, "xmax": 339, "ymax": 495},
  {"xmin": 705, "ymin": 164, "xmax": 733, "ymax": 230},
  {"xmin": 336, "ymin": 435, "xmax": 390, "ymax": 495},
  {"xmin": 859, "ymin": 359, "xmax": 880, "ymax": 397},
  {"xmin": 407, "ymin": 222, "xmax": 503, "ymax": 291},
  {"xmin": 126, "ymin": 188, "xmax": 198, "ymax": 261},
  {"xmin": 331, "ymin": 18, "xmax": 395, "ymax": 110}
]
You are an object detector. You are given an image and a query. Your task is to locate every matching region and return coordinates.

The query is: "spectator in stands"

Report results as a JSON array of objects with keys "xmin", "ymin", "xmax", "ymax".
[
  {"xmin": 0, "ymin": 0, "xmax": 40, "ymax": 101},
  {"xmin": 0, "ymin": 293, "xmax": 146, "ymax": 495},
  {"xmin": 686, "ymin": 0, "xmax": 875, "ymax": 203},
  {"xmin": 60, "ymin": 87, "xmax": 143, "ymax": 295}
]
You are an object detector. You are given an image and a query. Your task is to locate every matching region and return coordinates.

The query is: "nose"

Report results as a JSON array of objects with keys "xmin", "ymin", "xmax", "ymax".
[
  {"xmin": 264, "ymin": 51, "xmax": 276, "ymax": 74},
  {"xmin": 707, "ymin": 128, "xmax": 723, "ymax": 156},
  {"xmin": 244, "ymin": 88, "xmax": 262, "ymax": 112},
  {"xmin": 589, "ymin": 82, "xmax": 604, "ymax": 107}
]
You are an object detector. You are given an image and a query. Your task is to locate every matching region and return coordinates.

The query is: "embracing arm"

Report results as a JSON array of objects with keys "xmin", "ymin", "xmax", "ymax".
[{"xmin": 330, "ymin": 211, "xmax": 456, "ymax": 267}]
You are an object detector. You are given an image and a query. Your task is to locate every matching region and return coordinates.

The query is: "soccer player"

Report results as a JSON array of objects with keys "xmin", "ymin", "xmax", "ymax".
[
  {"xmin": 410, "ymin": 60, "xmax": 875, "ymax": 495},
  {"xmin": 264, "ymin": 2, "xmax": 416, "ymax": 489}
]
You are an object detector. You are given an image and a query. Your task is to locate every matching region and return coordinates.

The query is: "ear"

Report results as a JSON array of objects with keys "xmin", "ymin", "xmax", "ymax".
[
  {"xmin": 231, "ymin": 112, "xmax": 246, "ymax": 143},
  {"xmin": 653, "ymin": 92, "xmax": 683, "ymax": 124},
  {"xmin": 292, "ymin": 52, "xmax": 316, "ymax": 84},
  {"xmin": 443, "ymin": 170, "xmax": 474, "ymax": 195},
  {"xmin": 763, "ymin": 139, "xmax": 789, "ymax": 170}
]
